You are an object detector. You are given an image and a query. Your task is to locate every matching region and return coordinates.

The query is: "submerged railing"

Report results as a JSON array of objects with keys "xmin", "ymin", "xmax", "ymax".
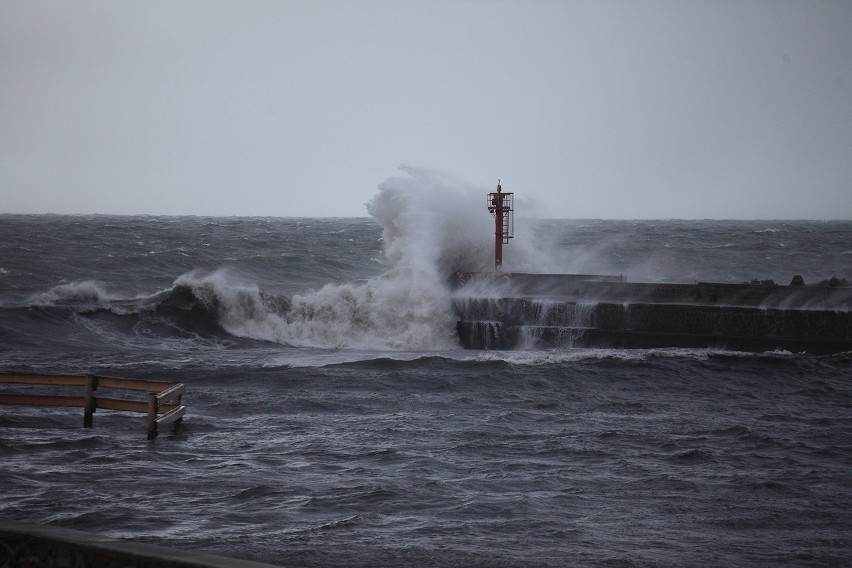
[{"xmin": 0, "ymin": 373, "xmax": 186, "ymax": 439}]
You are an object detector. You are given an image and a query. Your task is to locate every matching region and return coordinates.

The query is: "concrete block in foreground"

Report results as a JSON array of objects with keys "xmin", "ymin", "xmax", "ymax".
[{"xmin": 0, "ymin": 520, "xmax": 282, "ymax": 568}]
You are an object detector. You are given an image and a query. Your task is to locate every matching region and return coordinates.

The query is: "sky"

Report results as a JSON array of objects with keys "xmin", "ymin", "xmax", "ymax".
[{"xmin": 1, "ymin": 0, "xmax": 851, "ymax": 219}]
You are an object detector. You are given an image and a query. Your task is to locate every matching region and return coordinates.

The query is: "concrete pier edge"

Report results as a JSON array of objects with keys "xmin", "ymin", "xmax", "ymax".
[
  {"xmin": 0, "ymin": 519, "xmax": 283, "ymax": 568},
  {"xmin": 452, "ymin": 272, "xmax": 852, "ymax": 352}
]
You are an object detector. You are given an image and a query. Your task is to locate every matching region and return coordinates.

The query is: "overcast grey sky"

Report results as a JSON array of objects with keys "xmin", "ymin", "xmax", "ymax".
[{"xmin": 2, "ymin": 0, "xmax": 851, "ymax": 218}]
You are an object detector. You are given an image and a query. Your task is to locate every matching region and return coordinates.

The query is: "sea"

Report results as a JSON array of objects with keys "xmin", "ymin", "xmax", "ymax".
[{"xmin": 1, "ymin": 172, "xmax": 851, "ymax": 567}]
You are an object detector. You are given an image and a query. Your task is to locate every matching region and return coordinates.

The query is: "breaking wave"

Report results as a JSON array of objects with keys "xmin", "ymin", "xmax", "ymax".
[
  {"xmin": 219, "ymin": 167, "xmax": 527, "ymax": 349},
  {"xmin": 16, "ymin": 168, "xmax": 534, "ymax": 350},
  {"xmin": 28, "ymin": 281, "xmax": 117, "ymax": 307}
]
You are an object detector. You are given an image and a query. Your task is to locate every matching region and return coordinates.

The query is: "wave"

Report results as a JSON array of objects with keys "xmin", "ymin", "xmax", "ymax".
[
  {"xmin": 28, "ymin": 280, "xmax": 118, "ymax": 307},
  {"xmin": 179, "ymin": 168, "xmax": 513, "ymax": 350},
  {"xmin": 10, "ymin": 169, "xmax": 510, "ymax": 350},
  {"xmin": 142, "ymin": 168, "xmax": 490, "ymax": 349},
  {"xmin": 259, "ymin": 346, "xmax": 815, "ymax": 371}
]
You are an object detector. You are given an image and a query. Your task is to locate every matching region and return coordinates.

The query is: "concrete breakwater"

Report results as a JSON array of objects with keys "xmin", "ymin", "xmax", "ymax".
[{"xmin": 452, "ymin": 273, "xmax": 852, "ymax": 353}]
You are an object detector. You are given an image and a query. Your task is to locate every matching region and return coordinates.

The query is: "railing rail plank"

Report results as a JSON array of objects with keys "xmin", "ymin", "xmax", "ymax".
[
  {"xmin": 0, "ymin": 374, "xmax": 88, "ymax": 387},
  {"xmin": 157, "ymin": 383, "xmax": 185, "ymax": 404},
  {"xmin": 0, "ymin": 394, "xmax": 86, "ymax": 407},
  {"xmin": 0, "ymin": 373, "xmax": 186, "ymax": 439},
  {"xmin": 157, "ymin": 406, "xmax": 186, "ymax": 426},
  {"xmin": 96, "ymin": 397, "xmax": 149, "ymax": 414},
  {"xmin": 97, "ymin": 376, "xmax": 175, "ymax": 393}
]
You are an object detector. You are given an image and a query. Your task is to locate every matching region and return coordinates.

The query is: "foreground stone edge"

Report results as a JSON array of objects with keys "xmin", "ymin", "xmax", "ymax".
[{"xmin": 0, "ymin": 519, "xmax": 283, "ymax": 568}]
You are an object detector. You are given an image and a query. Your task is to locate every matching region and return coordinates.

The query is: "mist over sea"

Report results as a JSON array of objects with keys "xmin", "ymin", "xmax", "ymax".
[{"xmin": 1, "ymin": 173, "xmax": 851, "ymax": 566}]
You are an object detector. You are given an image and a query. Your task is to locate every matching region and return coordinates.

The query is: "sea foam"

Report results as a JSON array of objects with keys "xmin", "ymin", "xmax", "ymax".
[{"xmin": 28, "ymin": 280, "xmax": 115, "ymax": 307}]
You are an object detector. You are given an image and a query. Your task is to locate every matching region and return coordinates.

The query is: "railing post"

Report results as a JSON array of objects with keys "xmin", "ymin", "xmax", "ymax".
[
  {"xmin": 176, "ymin": 393, "xmax": 184, "ymax": 427},
  {"xmin": 84, "ymin": 375, "xmax": 98, "ymax": 428},
  {"xmin": 147, "ymin": 393, "xmax": 158, "ymax": 440}
]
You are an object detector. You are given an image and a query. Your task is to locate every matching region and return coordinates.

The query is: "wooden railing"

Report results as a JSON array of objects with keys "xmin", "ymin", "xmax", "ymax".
[{"xmin": 0, "ymin": 373, "xmax": 186, "ymax": 439}]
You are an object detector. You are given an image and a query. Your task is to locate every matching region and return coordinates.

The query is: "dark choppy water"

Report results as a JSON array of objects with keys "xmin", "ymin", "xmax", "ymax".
[{"xmin": 1, "ymin": 175, "xmax": 851, "ymax": 566}]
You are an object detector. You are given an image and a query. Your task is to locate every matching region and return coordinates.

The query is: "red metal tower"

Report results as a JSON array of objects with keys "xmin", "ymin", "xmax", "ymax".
[{"xmin": 487, "ymin": 180, "xmax": 514, "ymax": 270}]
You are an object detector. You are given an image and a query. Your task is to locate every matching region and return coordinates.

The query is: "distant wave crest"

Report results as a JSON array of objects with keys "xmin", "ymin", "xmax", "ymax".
[{"xmin": 29, "ymin": 281, "xmax": 116, "ymax": 307}]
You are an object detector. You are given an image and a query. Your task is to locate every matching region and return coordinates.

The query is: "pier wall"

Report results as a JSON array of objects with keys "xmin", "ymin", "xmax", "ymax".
[{"xmin": 453, "ymin": 273, "xmax": 852, "ymax": 353}]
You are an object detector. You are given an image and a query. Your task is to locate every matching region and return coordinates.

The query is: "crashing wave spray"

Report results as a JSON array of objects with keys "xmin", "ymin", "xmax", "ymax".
[{"xmin": 218, "ymin": 167, "xmax": 499, "ymax": 349}]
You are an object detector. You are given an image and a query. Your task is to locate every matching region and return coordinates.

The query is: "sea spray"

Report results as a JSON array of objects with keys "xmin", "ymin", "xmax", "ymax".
[
  {"xmin": 173, "ymin": 168, "xmax": 510, "ymax": 349},
  {"xmin": 271, "ymin": 168, "xmax": 494, "ymax": 349},
  {"xmin": 28, "ymin": 280, "xmax": 115, "ymax": 307},
  {"xmin": 173, "ymin": 168, "xmax": 588, "ymax": 349}
]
